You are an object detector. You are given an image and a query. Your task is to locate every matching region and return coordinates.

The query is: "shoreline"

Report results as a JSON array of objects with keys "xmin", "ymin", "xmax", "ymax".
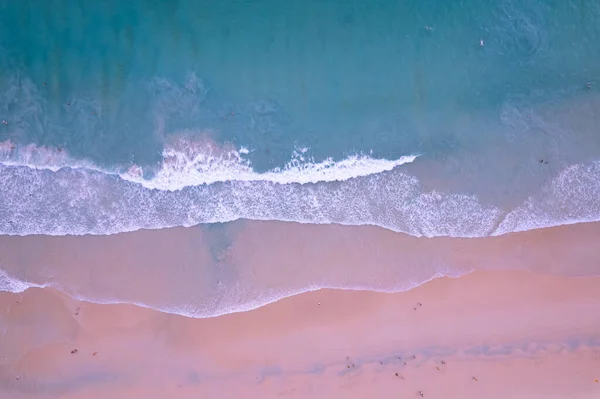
[
  {"xmin": 1, "ymin": 269, "xmax": 600, "ymax": 398},
  {"xmin": 1, "ymin": 221, "xmax": 600, "ymax": 319}
]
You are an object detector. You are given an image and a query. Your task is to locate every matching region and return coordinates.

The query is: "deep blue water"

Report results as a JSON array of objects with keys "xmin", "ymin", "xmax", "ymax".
[{"xmin": 1, "ymin": 0, "xmax": 600, "ymax": 236}]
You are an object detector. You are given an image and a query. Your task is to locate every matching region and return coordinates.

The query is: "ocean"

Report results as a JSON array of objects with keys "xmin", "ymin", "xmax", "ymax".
[{"xmin": 1, "ymin": 0, "xmax": 600, "ymax": 316}]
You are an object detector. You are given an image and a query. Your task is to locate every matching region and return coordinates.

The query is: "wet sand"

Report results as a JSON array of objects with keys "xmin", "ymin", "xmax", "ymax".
[
  {"xmin": 1, "ymin": 221, "xmax": 600, "ymax": 319},
  {"xmin": 1, "ymin": 269, "xmax": 600, "ymax": 399}
]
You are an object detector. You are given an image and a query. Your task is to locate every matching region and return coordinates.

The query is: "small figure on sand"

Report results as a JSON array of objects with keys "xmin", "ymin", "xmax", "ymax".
[
  {"xmin": 71, "ymin": 349, "xmax": 78, "ymax": 354},
  {"xmin": 472, "ymin": 376, "xmax": 478, "ymax": 381},
  {"xmin": 343, "ymin": 356, "xmax": 356, "ymax": 370},
  {"xmin": 419, "ymin": 391, "xmax": 424, "ymax": 397}
]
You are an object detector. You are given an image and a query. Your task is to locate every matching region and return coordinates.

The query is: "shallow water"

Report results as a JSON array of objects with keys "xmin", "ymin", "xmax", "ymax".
[
  {"xmin": 1, "ymin": 0, "xmax": 600, "ymax": 236},
  {"xmin": 1, "ymin": 221, "xmax": 599, "ymax": 318},
  {"xmin": 1, "ymin": 1, "xmax": 600, "ymax": 314},
  {"xmin": 1, "ymin": 0, "xmax": 599, "ymax": 164}
]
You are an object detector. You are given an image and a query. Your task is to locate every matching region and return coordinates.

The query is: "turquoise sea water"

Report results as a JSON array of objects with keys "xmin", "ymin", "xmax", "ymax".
[{"xmin": 1, "ymin": 0, "xmax": 600, "ymax": 236}]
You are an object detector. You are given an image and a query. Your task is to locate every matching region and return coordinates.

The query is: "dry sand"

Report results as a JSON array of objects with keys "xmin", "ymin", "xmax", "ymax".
[{"xmin": 1, "ymin": 269, "xmax": 600, "ymax": 399}]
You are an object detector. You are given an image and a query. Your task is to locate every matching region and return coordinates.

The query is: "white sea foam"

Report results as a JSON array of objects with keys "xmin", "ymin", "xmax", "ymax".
[
  {"xmin": 0, "ymin": 265, "xmax": 468, "ymax": 318},
  {"xmin": 0, "ymin": 141, "xmax": 107, "ymax": 173},
  {"xmin": 120, "ymin": 140, "xmax": 419, "ymax": 191},
  {"xmin": 493, "ymin": 160, "xmax": 600, "ymax": 235},
  {"xmin": 0, "ymin": 139, "xmax": 418, "ymax": 190},
  {"xmin": 0, "ymin": 269, "xmax": 46, "ymax": 293},
  {"xmin": 1, "ymin": 140, "xmax": 600, "ymax": 238}
]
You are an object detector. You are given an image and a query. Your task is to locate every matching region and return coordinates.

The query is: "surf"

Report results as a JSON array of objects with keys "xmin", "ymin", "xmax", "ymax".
[
  {"xmin": 0, "ymin": 139, "xmax": 419, "ymax": 190},
  {"xmin": 1, "ymin": 138, "xmax": 600, "ymax": 238}
]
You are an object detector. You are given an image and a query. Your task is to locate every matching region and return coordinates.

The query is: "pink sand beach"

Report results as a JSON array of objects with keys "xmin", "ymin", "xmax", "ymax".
[{"xmin": 1, "ymin": 222, "xmax": 600, "ymax": 398}]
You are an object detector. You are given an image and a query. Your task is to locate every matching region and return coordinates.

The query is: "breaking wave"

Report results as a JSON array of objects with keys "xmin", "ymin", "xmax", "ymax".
[
  {"xmin": 0, "ymin": 139, "xmax": 599, "ymax": 237},
  {"xmin": 0, "ymin": 139, "xmax": 418, "ymax": 190}
]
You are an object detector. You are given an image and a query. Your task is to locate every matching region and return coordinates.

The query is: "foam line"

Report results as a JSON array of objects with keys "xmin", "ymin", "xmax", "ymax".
[
  {"xmin": 1, "ymin": 141, "xmax": 600, "ymax": 238},
  {"xmin": 0, "ymin": 267, "xmax": 464, "ymax": 319},
  {"xmin": 0, "ymin": 140, "xmax": 418, "ymax": 190}
]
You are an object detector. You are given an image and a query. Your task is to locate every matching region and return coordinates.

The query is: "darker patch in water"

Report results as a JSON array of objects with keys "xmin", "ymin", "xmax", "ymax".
[
  {"xmin": 463, "ymin": 346, "xmax": 484, "ymax": 356},
  {"xmin": 341, "ymin": 13, "xmax": 355, "ymax": 27},
  {"xmin": 185, "ymin": 371, "xmax": 201, "ymax": 385},
  {"xmin": 564, "ymin": 337, "xmax": 584, "ymax": 350},
  {"xmin": 256, "ymin": 365, "xmax": 283, "ymax": 384},
  {"xmin": 306, "ymin": 363, "xmax": 326, "ymax": 374},
  {"xmin": 587, "ymin": 336, "xmax": 600, "ymax": 347},
  {"xmin": 417, "ymin": 345, "xmax": 455, "ymax": 359},
  {"xmin": 199, "ymin": 221, "xmax": 243, "ymax": 264}
]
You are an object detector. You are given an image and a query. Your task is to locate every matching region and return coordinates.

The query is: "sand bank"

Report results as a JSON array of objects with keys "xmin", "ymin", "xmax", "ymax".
[{"xmin": 1, "ymin": 269, "xmax": 599, "ymax": 398}]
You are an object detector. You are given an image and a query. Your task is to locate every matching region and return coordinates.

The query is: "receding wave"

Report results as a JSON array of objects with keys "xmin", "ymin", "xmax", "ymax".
[
  {"xmin": 1, "ymin": 140, "xmax": 599, "ymax": 237},
  {"xmin": 0, "ymin": 267, "xmax": 455, "ymax": 318},
  {"xmin": 1, "ymin": 220, "xmax": 599, "ymax": 318},
  {"xmin": 0, "ymin": 269, "xmax": 47, "ymax": 294}
]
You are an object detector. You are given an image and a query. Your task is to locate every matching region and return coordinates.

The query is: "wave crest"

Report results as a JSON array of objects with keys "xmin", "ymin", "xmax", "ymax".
[{"xmin": 1, "ymin": 139, "xmax": 418, "ymax": 191}]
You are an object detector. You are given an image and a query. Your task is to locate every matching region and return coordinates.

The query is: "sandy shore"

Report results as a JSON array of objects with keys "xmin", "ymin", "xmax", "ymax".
[
  {"xmin": 1, "ymin": 221, "xmax": 600, "ymax": 320},
  {"xmin": 1, "ymin": 269, "xmax": 600, "ymax": 398}
]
